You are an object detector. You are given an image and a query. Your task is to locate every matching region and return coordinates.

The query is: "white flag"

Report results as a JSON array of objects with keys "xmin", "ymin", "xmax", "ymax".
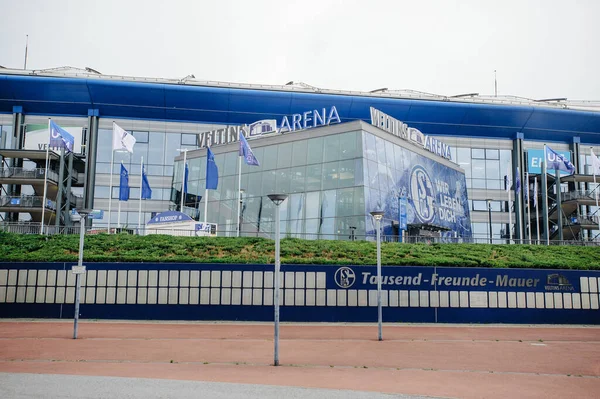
[
  {"xmin": 112, "ymin": 122, "xmax": 136, "ymax": 153},
  {"xmin": 591, "ymin": 149, "xmax": 600, "ymax": 176}
]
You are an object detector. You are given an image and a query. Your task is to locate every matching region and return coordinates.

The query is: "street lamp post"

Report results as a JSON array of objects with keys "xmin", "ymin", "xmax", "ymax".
[
  {"xmin": 268, "ymin": 194, "xmax": 288, "ymax": 366},
  {"xmin": 370, "ymin": 210, "xmax": 385, "ymax": 341},
  {"xmin": 73, "ymin": 209, "xmax": 91, "ymax": 339},
  {"xmin": 486, "ymin": 199, "xmax": 493, "ymax": 244}
]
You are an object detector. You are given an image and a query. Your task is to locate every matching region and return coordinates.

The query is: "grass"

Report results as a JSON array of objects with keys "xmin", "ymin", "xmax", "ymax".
[{"xmin": 0, "ymin": 232, "xmax": 599, "ymax": 269}]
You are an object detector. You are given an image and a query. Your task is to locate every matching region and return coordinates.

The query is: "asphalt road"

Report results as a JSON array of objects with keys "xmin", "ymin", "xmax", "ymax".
[{"xmin": 0, "ymin": 373, "xmax": 439, "ymax": 399}]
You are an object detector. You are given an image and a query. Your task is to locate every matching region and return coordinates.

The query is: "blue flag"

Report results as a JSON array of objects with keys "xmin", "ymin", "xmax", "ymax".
[
  {"xmin": 206, "ymin": 147, "xmax": 219, "ymax": 190},
  {"xmin": 515, "ymin": 167, "xmax": 521, "ymax": 194},
  {"xmin": 239, "ymin": 132, "xmax": 260, "ymax": 166},
  {"xmin": 49, "ymin": 120, "xmax": 74, "ymax": 152},
  {"xmin": 546, "ymin": 146, "xmax": 575, "ymax": 174},
  {"xmin": 141, "ymin": 164, "xmax": 152, "ymax": 199},
  {"xmin": 183, "ymin": 163, "xmax": 189, "ymax": 195},
  {"xmin": 119, "ymin": 163, "xmax": 130, "ymax": 201}
]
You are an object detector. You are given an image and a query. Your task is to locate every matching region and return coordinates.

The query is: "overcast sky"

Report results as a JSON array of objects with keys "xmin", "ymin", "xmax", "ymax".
[{"xmin": 1, "ymin": 0, "xmax": 598, "ymax": 100}]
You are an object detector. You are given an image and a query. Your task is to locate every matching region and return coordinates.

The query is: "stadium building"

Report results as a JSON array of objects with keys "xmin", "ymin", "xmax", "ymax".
[{"xmin": 1, "ymin": 66, "xmax": 600, "ymax": 243}]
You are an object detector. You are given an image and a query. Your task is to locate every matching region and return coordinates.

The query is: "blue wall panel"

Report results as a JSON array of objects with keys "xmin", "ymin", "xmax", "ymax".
[{"xmin": 0, "ymin": 263, "xmax": 598, "ymax": 324}]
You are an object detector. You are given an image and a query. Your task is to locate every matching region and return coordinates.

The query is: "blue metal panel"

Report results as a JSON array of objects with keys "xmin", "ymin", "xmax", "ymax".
[
  {"xmin": 4, "ymin": 76, "xmax": 91, "ymax": 104},
  {"xmin": 525, "ymin": 107, "xmax": 595, "ymax": 132},
  {"xmin": 461, "ymin": 103, "xmax": 534, "ymax": 128},
  {"xmin": 288, "ymin": 92, "xmax": 354, "ymax": 122},
  {"xmin": 227, "ymin": 88, "xmax": 293, "ymax": 119},
  {"xmin": 405, "ymin": 100, "xmax": 469, "ymax": 125}
]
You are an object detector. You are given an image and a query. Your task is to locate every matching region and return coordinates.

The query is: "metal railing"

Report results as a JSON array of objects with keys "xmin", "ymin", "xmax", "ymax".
[
  {"xmin": 0, "ymin": 195, "xmax": 56, "ymax": 210},
  {"xmin": 562, "ymin": 190, "xmax": 598, "ymax": 202},
  {"xmin": 0, "ymin": 167, "xmax": 58, "ymax": 183}
]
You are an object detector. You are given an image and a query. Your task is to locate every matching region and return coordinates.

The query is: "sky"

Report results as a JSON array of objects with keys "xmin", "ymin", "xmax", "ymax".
[{"xmin": 0, "ymin": 0, "xmax": 598, "ymax": 100}]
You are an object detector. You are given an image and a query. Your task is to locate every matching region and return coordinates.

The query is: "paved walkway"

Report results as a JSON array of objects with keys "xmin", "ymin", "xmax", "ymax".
[{"xmin": 0, "ymin": 321, "xmax": 599, "ymax": 398}]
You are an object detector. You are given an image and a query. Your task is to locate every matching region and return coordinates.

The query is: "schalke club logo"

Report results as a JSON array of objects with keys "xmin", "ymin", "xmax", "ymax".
[
  {"xmin": 410, "ymin": 165, "xmax": 436, "ymax": 224},
  {"xmin": 334, "ymin": 267, "xmax": 356, "ymax": 288}
]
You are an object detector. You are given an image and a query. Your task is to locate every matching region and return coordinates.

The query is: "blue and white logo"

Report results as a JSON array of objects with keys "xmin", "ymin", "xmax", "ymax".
[
  {"xmin": 410, "ymin": 165, "xmax": 436, "ymax": 224},
  {"xmin": 334, "ymin": 267, "xmax": 356, "ymax": 288}
]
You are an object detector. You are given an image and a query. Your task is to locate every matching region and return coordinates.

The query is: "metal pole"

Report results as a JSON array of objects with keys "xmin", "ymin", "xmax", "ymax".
[
  {"xmin": 535, "ymin": 177, "xmax": 540, "ymax": 245},
  {"xmin": 376, "ymin": 218, "xmax": 382, "ymax": 341},
  {"xmin": 487, "ymin": 200, "xmax": 493, "ymax": 244},
  {"xmin": 180, "ymin": 150, "xmax": 187, "ymax": 212},
  {"xmin": 237, "ymin": 157, "xmax": 242, "ymax": 237},
  {"xmin": 274, "ymin": 204, "xmax": 281, "ymax": 366},
  {"xmin": 73, "ymin": 216, "xmax": 86, "ymax": 339}
]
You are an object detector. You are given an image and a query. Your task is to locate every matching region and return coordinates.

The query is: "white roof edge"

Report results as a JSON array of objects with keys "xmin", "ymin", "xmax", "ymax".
[{"xmin": 1, "ymin": 66, "xmax": 599, "ymax": 112}]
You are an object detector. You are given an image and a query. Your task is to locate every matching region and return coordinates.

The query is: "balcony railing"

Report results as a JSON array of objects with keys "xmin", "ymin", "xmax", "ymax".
[
  {"xmin": 0, "ymin": 195, "xmax": 56, "ymax": 210},
  {"xmin": 0, "ymin": 167, "xmax": 59, "ymax": 183}
]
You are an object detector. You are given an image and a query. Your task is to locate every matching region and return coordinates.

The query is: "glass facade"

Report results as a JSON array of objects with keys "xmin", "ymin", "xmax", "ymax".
[{"xmin": 176, "ymin": 128, "xmax": 472, "ymax": 240}]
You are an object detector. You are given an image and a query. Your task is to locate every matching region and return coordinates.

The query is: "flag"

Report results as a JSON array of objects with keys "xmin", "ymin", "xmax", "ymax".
[
  {"xmin": 525, "ymin": 172, "xmax": 529, "ymax": 202},
  {"xmin": 183, "ymin": 163, "xmax": 189, "ymax": 195},
  {"xmin": 533, "ymin": 178, "xmax": 538, "ymax": 208},
  {"xmin": 515, "ymin": 167, "xmax": 521, "ymax": 194},
  {"xmin": 504, "ymin": 165, "xmax": 512, "ymax": 192},
  {"xmin": 49, "ymin": 120, "xmax": 74, "ymax": 152},
  {"xmin": 119, "ymin": 163, "xmax": 130, "ymax": 201},
  {"xmin": 591, "ymin": 149, "xmax": 600, "ymax": 176},
  {"xmin": 112, "ymin": 122, "xmax": 136, "ymax": 153},
  {"xmin": 545, "ymin": 146, "xmax": 575, "ymax": 174},
  {"xmin": 141, "ymin": 164, "xmax": 152, "ymax": 199},
  {"xmin": 206, "ymin": 147, "xmax": 219, "ymax": 190},
  {"xmin": 239, "ymin": 131, "xmax": 260, "ymax": 166}
]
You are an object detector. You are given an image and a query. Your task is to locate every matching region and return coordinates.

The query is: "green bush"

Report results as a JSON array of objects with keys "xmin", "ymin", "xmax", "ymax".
[{"xmin": 0, "ymin": 232, "xmax": 599, "ymax": 270}]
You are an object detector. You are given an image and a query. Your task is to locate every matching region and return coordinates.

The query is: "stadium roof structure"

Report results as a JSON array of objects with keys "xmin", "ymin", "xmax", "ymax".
[{"xmin": 1, "ymin": 66, "xmax": 599, "ymax": 144}]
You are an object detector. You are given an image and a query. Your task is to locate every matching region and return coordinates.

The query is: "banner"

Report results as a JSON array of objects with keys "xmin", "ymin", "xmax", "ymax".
[{"xmin": 25, "ymin": 124, "xmax": 83, "ymax": 153}]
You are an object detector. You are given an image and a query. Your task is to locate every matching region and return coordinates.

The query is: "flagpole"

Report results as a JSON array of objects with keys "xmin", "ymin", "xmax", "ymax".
[
  {"xmin": 138, "ymin": 156, "xmax": 143, "ymax": 233},
  {"xmin": 507, "ymin": 166, "xmax": 512, "ymax": 244},
  {"xmin": 535, "ymin": 177, "xmax": 540, "ymax": 244},
  {"xmin": 237, "ymin": 128, "xmax": 244, "ymax": 238},
  {"xmin": 107, "ymin": 124, "xmax": 116, "ymax": 234},
  {"xmin": 526, "ymin": 173, "xmax": 531, "ymax": 244},
  {"xmin": 118, "ymin": 161, "xmax": 123, "ymax": 229},
  {"xmin": 40, "ymin": 118, "xmax": 51, "ymax": 235},
  {"xmin": 179, "ymin": 149, "xmax": 187, "ymax": 213},
  {"xmin": 204, "ymin": 187, "xmax": 208, "ymax": 225},
  {"xmin": 517, "ymin": 169, "xmax": 523, "ymax": 244},
  {"xmin": 542, "ymin": 145, "xmax": 550, "ymax": 245},
  {"xmin": 592, "ymin": 148, "xmax": 600, "ymax": 236}
]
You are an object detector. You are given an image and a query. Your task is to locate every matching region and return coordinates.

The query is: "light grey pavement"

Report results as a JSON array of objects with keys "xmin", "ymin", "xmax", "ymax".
[{"xmin": 0, "ymin": 373, "xmax": 442, "ymax": 399}]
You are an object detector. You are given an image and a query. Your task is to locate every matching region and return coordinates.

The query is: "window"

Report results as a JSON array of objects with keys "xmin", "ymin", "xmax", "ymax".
[
  {"xmin": 181, "ymin": 133, "xmax": 197, "ymax": 146},
  {"xmin": 133, "ymin": 131, "xmax": 149, "ymax": 143},
  {"xmin": 472, "ymin": 148, "xmax": 485, "ymax": 159}
]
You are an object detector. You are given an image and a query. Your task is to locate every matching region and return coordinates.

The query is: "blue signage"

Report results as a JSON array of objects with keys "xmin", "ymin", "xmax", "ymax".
[
  {"xmin": 527, "ymin": 149, "xmax": 572, "ymax": 175},
  {"xmin": 147, "ymin": 210, "xmax": 193, "ymax": 225}
]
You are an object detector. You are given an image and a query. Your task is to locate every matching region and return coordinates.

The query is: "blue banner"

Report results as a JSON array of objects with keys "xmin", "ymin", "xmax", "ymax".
[
  {"xmin": 141, "ymin": 164, "xmax": 152, "ymax": 199},
  {"xmin": 119, "ymin": 163, "xmax": 130, "ymax": 201},
  {"xmin": 527, "ymin": 149, "xmax": 572, "ymax": 175},
  {"xmin": 206, "ymin": 147, "xmax": 218, "ymax": 190}
]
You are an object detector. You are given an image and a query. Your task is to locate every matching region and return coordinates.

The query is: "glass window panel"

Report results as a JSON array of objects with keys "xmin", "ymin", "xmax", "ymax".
[
  {"xmin": 457, "ymin": 147, "xmax": 471, "ymax": 178},
  {"xmin": 322, "ymin": 161, "xmax": 339, "ymax": 190},
  {"xmin": 499, "ymin": 150, "xmax": 512, "ymax": 174},
  {"xmin": 472, "ymin": 200, "xmax": 487, "ymax": 211},
  {"xmin": 375, "ymin": 136, "xmax": 386, "ymax": 165},
  {"xmin": 181, "ymin": 133, "xmax": 197, "ymax": 146},
  {"xmin": 364, "ymin": 133, "xmax": 377, "ymax": 161},
  {"xmin": 95, "ymin": 162, "xmax": 110, "ymax": 174},
  {"xmin": 307, "ymin": 137, "xmax": 324, "ymax": 165},
  {"xmin": 290, "ymin": 166, "xmax": 306, "ymax": 193},
  {"xmin": 133, "ymin": 131, "xmax": 149, "ymax": 143},
  {"xmin": 367, "ymin": 160, "xmax": 379, "ymax": 189},
  {"xmin": 306, "ymin": 164, "xmax": 322, "ymax": 192},
  {"xmin": 164, "ymin": 133, "xmax": 181, "ymax": 166},
  {"xmin": 306, "ymin": 192, "xmax": 321, "ymax": 219},
  {"xmin": 164, "ymin": 165, "xmax": 173, "ymax": 178},
  {"xmin": 220, "ymin": 175, "xmax": 236, "ymax": 200},
  {"xmin": 472, "ymin": 148, "xmax": 485, "ymax": 159},
  {"xmin": 338, "ymin": 159, "xmax": 356, "ymax": 188},
  {"xmin": 247, "ymin": 172, "xmax": 263, "ymax": 198},
  {"xmin": 262, "ymin": 170, "xmax": 277, "ymax": 194},
  {"xmin": 223, "ymin": 151, "xmax": 238, "ymax": 176},
  {"xmin": 323, "ymin": 134, "xmax": 340, "ymax": 163},
  {"xmin": 147, "ymin": 164, "xmax": 163, "ymax": 176},
  {"xmin": 262, "ymin": 144, "xmax": 278, "ymax": 170},
  {"xmin": 486, "ymin": 159, "xmax": 500, "ymax": 179},
  {"xmin": 94, "ymin": 186, "xmax": 109, "ymax": 199},
  {"xmin": 277, "ymin": 142, "xmax": 293, "ymax": 169},
  {"xmin": 96, "ymin": 129, "xmax": 112, "ymax": 162},
  {"xmin": 148, "ymin": 132, "xmax": 165, "ymax": 165},
  {"xmin": 486, "ymin": 149, "xmax": 499, "ymax": 159},
  {"xmin": 353, "ymin": 186, "xmax": 365, "ymax": 216},
  {"xmin": 385, "ymin": 140, "xmax": 395, "ymax": 170},
  {"xmin": 472, "ymin": 179, "xmax": 486, "ymax": 189},
  {"xmin": 289, "ymin": 193, "xmax": 305, "ymax": 228},
  {"xmin": 336, "ymin": 188, "xmax": 355, "ymax": 217},
  {"xmin": 487, "ymin": 179, "xmax": 501, "ymax": 190},
  {"xmin": 393, "ymin": 144, "xmax": 404, "ymax": 173},
  {"xmin": 275, "ymin": 168, "xmax": 292, "ymax": 194},
  {"xmin": 291, "ymin": 140, "xmax": 308, "ymax": 167},
  {"xmin": 472, "ymin": 159, "xmax": 486, "ymax": 178},
  {"xmin": 340, "ymin": 131, "xmax": 359, "ymax": 159}
]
